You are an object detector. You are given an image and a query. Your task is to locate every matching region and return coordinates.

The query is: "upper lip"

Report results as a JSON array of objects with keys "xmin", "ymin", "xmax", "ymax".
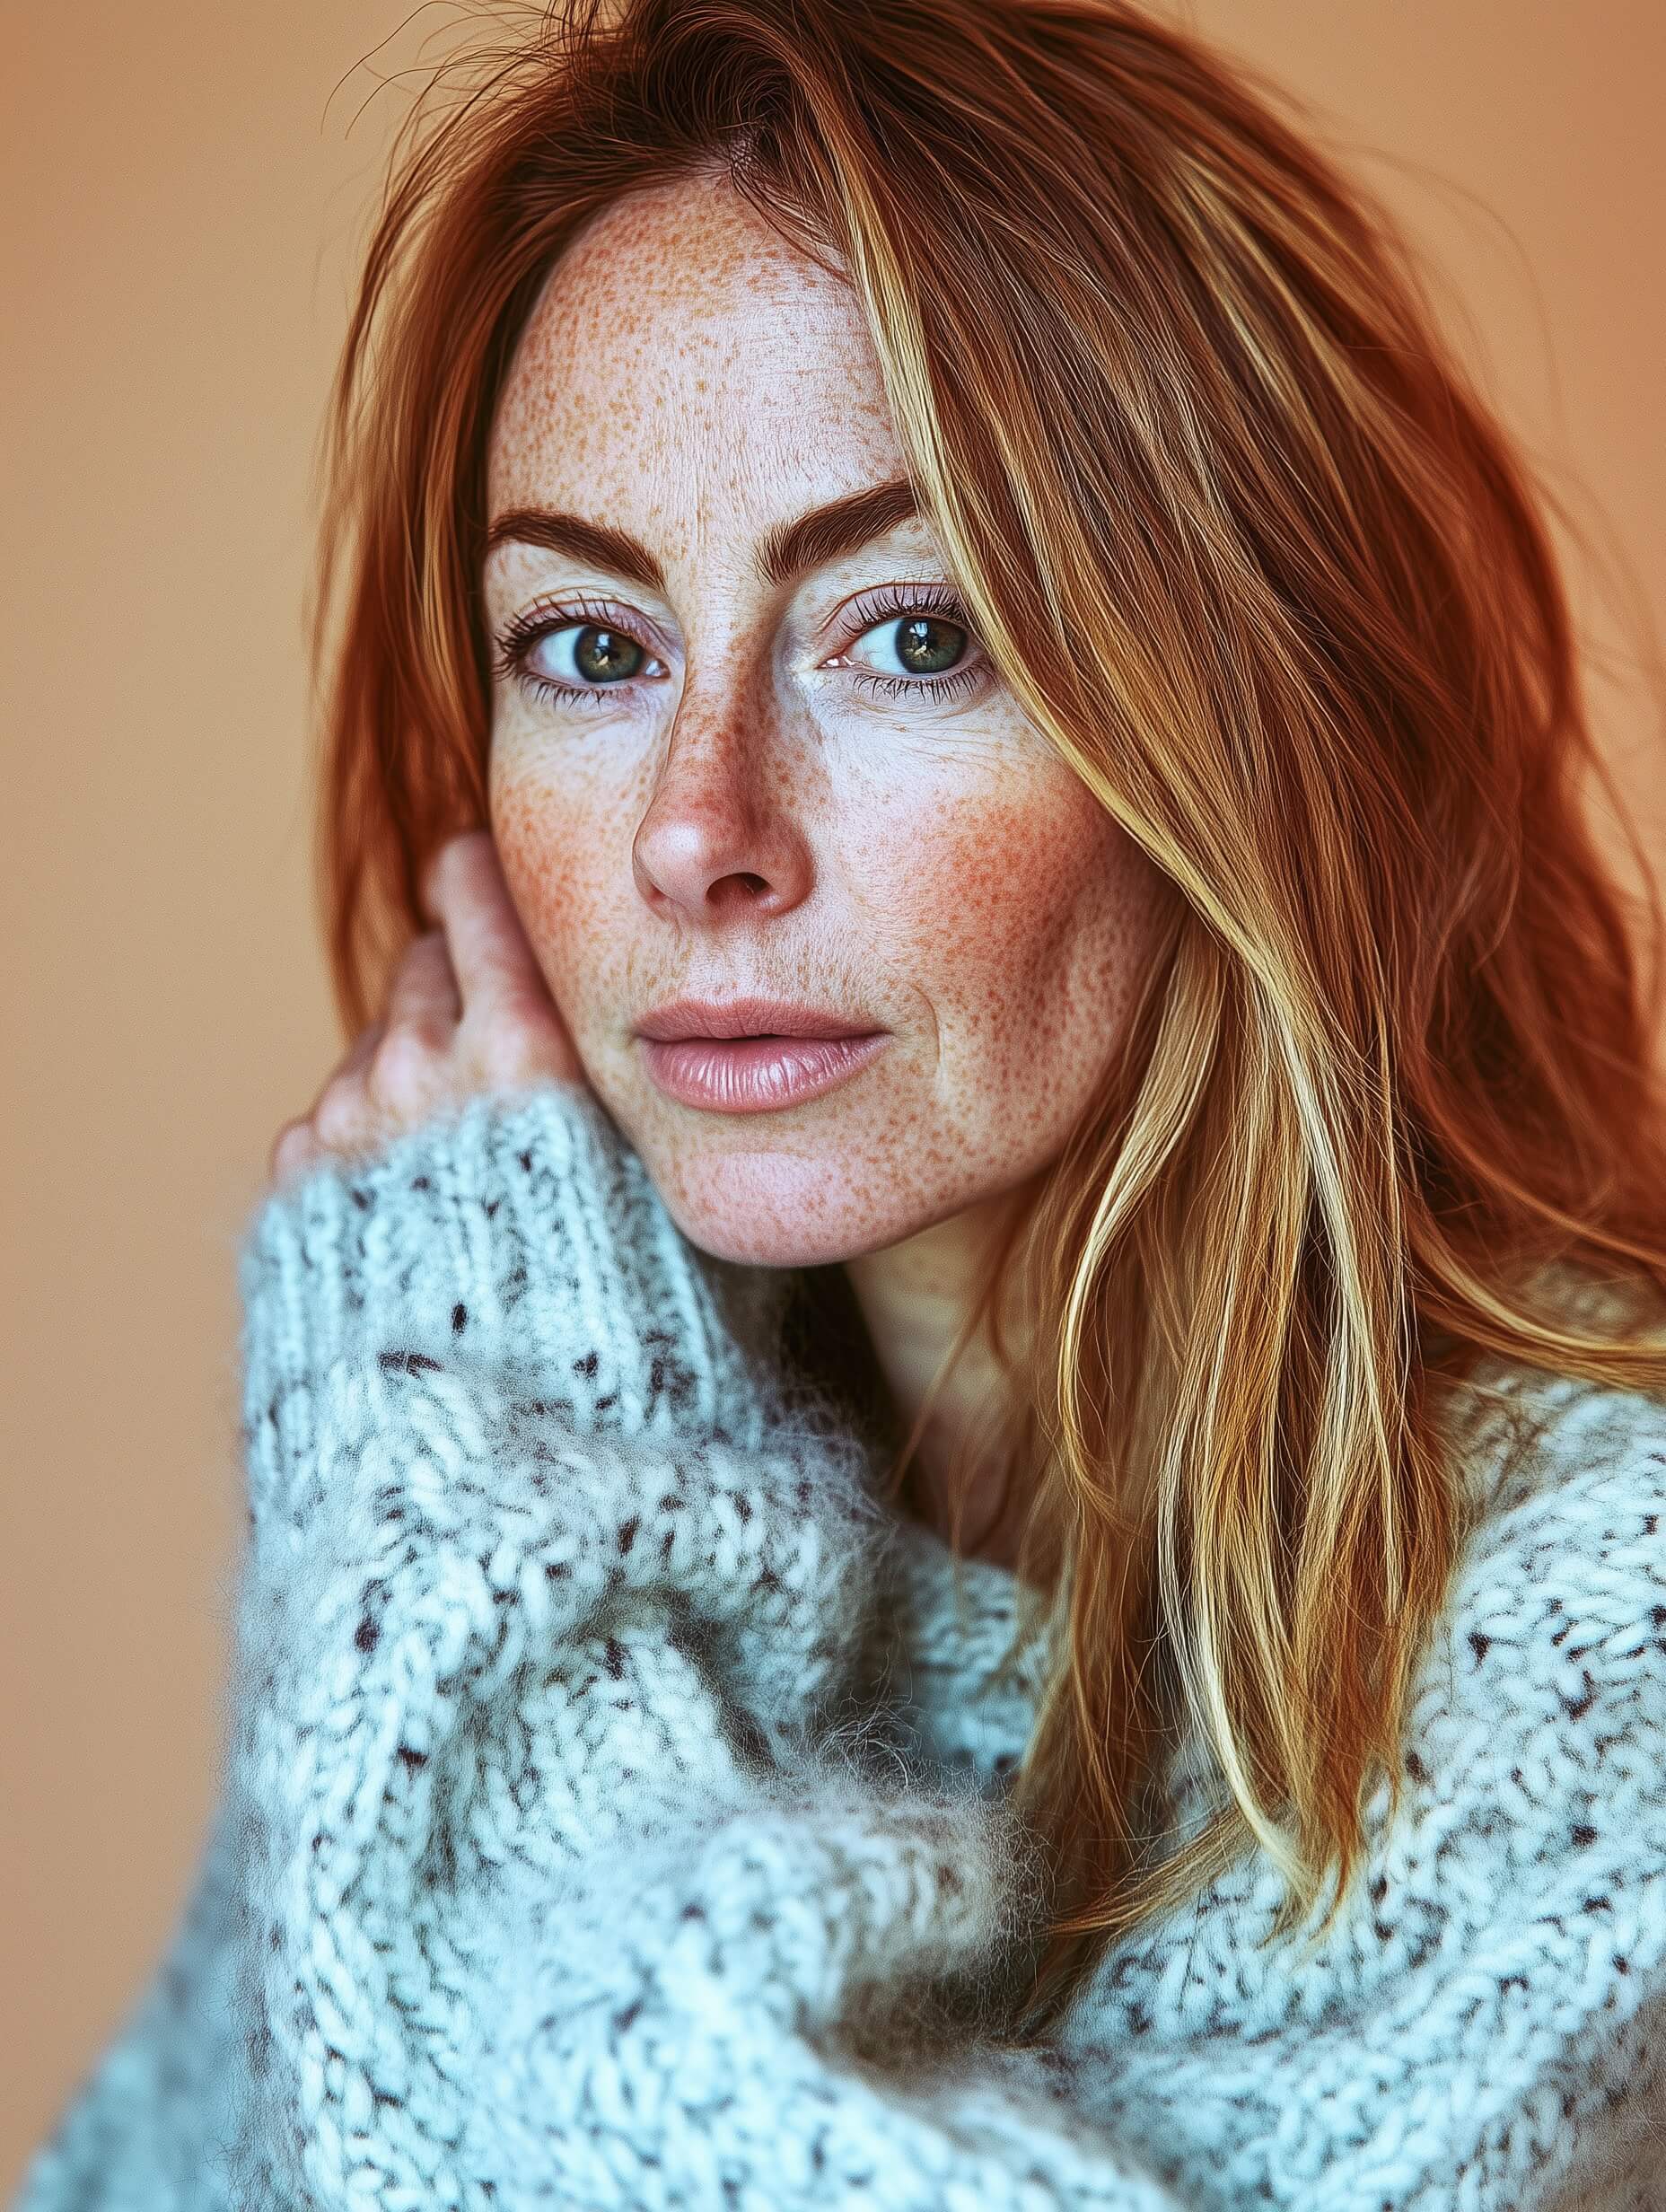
[{"xmin": 635, "ymin": 996, "xmax": 885, "ymax": 1042}]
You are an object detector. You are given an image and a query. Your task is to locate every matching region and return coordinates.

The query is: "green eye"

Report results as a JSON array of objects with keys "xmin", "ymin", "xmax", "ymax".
[{"xmin": 492, "ymin": 583, "xmax": 989, "ymax": 710}]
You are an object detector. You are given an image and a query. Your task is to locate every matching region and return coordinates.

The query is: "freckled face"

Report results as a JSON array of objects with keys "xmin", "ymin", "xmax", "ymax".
[{"xmin": 484, "ymin": 174, "xmax": 1171, "ymax": 1267}]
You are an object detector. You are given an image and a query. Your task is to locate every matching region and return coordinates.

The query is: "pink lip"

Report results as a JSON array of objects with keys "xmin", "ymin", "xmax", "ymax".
[
  {"xmin": 640, "ymin": 1031, "xmax": 890, "ymax": 1113},
  {"xmin": 636, "ymin": 995, "xmax": 880, "ymax": 1043}
]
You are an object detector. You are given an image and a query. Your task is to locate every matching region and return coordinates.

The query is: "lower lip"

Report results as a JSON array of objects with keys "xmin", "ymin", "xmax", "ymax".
[{"xmin": 638, "ymin": 1031, "xmax": 890, "ymax": 1112}]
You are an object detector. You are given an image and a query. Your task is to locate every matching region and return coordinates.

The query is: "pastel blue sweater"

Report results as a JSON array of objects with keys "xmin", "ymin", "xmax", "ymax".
[{"xmin": 13, "ymin": 1080, "xmax": 1666, "ymax": 2209}]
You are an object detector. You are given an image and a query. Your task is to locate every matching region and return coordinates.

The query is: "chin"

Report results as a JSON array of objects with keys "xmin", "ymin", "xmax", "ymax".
[
  {"xmin": 684, "ymin": 1220, "xmax": 841, "ymax": 1269},
  {"xmin": 635, "ymin": 1141, "xmax": 891, "ymax": 1270}
]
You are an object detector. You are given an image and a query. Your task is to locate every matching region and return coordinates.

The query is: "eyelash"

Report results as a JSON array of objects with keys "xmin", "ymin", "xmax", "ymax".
[{"xmin": 489, "ymin": 582, "xmax": 987, "ymax": 712}]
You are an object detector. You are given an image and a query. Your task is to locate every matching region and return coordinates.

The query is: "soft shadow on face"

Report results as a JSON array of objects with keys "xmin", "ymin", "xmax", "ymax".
[{"xmin": 483, "ymin": 171, "xmax": 1173, "ymax": 1269}]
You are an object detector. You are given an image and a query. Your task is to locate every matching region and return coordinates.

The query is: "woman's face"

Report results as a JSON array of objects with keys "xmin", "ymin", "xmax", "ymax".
[{"xmin": 485, "ymin": 174, "xmax": 1171, "ymax": 1267}]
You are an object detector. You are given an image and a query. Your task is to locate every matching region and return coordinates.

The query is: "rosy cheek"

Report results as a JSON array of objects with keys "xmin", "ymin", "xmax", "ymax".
[
  {"xmin": 893, "ymin": 787, "xmax": 1083, "ymax": 1000},
  {"xmin": 891, "ymin": 775, "xmax": 1153, "ymax": 1115}
]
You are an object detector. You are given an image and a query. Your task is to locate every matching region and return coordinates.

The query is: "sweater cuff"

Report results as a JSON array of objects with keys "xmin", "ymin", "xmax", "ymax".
[{"xmin": 236, "ymin": 1079, "xmax": 796, "ymax": 1453}]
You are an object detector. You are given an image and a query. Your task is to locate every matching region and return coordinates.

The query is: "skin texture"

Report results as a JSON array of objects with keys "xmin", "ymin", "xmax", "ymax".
[{"xmin": 480, "ymin": 173, "xmax": 1175, "ymax": 1551}]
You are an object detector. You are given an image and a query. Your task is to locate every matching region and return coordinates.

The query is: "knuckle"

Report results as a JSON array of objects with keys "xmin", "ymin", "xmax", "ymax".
[
  {"xmin": 371, "ymin": 1022, "xmax": 447, "ymax": 1102},
  {"xmin": 423, "ymin": 830, "xmax": 489, "ymax": 917},
  {"xmin": 311, "ymin": 1080, "xmax": 367, "ymax": 1149}
]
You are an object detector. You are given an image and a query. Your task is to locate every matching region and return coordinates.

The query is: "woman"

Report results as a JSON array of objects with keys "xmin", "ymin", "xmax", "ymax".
[{"xmin": 18, "ymin": 0, "xmax": 1666, "ymax": 2204}]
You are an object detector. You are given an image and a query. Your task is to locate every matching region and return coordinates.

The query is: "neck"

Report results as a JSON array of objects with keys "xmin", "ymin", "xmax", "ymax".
[{"xmin": 842, "ymin": 1189, "xmax": 1035, "ymax": 1565}]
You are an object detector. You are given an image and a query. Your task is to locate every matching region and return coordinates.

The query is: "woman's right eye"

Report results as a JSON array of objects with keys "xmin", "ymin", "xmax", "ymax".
[
  {"xmin": 492, "ymin": 601, "xmax": 666, "ymax": 712},
  {"xmin": 491, "ymin": 584, "xmax": 991, "ymax": 713}
]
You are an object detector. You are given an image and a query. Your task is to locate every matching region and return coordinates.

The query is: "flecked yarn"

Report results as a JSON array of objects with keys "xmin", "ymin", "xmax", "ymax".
[{"xmin": 15, "ymin": 1082, "xmax": 1666, "ymax": 2209}]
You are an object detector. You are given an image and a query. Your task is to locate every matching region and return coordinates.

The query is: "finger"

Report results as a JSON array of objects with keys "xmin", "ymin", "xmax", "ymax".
[
  {"xmin": 421, "ymin": 831, "xmax": 549, "ymax": 1029},
  {"xmin": 267, "ymin": 1023, "xmax": 384, "ymax": 1187},
  {"xmin": 269, "ymin": 1118, "xmax": 320, "ymax": 1188},
  {"xmin": 310, "ymin": 1018, "xmax": 385, "ymax": 1118},
  {"xmin": 338, "ymin": 1017, "xmax": 388, "ymax": 1077},
  {"xmin": 383, "ymin": 932, "xmax": 462, "ymax": 1039}
]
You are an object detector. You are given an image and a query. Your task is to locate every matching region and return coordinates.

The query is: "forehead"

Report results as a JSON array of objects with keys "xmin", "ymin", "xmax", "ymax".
[{"xmin": 487, "ymin": 176, "xmax": 908, "ymax": 528}]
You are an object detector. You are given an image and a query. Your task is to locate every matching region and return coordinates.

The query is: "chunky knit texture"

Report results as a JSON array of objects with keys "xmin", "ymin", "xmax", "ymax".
[{"xmin": 14, "ymin": 1079, "xmax": 1666, "ymax": 2209}]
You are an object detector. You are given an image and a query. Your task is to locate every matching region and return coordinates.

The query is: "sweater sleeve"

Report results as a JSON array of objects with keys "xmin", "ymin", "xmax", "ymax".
[
  {"xmin": 12, "ymin": 1080, "xmax": 1181, "ymax": 2212},
  {"xmin": 15, "ymin": 1083, "xmax": 1665, "ymax": 2212}
]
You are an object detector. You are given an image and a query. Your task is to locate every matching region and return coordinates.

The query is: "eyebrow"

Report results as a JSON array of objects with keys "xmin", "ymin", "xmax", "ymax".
[{"xmin": 483, "ymin": 476, "xmax": 923, "ymax": 595}]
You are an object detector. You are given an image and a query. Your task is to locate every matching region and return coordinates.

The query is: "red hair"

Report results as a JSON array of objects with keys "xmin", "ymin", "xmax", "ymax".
[{"xmin": 304, "ymin": 0, "xmax": 1666, "ymax": 2032}]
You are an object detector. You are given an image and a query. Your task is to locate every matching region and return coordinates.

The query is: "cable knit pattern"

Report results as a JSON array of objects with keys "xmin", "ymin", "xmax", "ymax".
[{"xmin": 13, "ymin": 1080, "xmax": 1666, "ymax": 2210}]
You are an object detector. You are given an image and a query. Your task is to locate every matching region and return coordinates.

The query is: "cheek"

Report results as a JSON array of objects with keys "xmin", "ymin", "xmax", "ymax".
[{"xmin": 877, "ymin": 777, "xmax": 1161, "ymax": 1136}]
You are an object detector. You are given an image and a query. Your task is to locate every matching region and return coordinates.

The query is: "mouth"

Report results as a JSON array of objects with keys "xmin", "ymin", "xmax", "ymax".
[
  {"xmin": 634, "ymin": 996, "xmax": 890, "ymax": 1114},
  {"xmin": 634, "ymin": 995, "xmax": 883, "ymax": 1044},
  {"xmin": 637, "ymin": 1032, "xmax": 890, "ymax": 1113}
]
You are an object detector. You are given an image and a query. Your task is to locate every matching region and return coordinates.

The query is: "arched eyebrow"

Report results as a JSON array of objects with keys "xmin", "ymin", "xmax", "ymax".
[{"xmin": 483, "ymin": 476, "xmax": 921, "ymax": 595}]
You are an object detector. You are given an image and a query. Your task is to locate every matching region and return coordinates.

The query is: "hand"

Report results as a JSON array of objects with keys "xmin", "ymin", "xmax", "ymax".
[{"xmin": 268, "ymin": 830, "xmax": 584, "ymax": 1189}]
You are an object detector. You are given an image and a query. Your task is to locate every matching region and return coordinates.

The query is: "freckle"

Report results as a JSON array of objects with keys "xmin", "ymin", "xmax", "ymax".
[{"xmin": 484, "ymin": 172, "xmax": 1174, "ymax": 1274}]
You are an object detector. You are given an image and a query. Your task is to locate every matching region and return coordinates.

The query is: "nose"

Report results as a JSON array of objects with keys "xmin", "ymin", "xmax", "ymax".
[{"xmin": 631, "ymin": 703, "xmax": 813, "ymax": 923}]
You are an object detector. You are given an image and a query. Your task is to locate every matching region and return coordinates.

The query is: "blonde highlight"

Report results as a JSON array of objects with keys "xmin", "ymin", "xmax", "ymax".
[{"xmin": 305, "ymin": 0, "xmax": 1666, "ymax": 2040}]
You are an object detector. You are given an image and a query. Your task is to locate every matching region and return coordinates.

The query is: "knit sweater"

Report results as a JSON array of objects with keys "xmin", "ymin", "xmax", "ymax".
[{"xmin": 13, "ymin": 1079, "xmax": 1666, "ymax": 2211}]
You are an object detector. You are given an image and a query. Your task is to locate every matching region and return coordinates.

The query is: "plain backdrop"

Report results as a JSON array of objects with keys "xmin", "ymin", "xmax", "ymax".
[{"xmin": 4, "ymin": 0, "xmax": 1663, "ymax": 2183}]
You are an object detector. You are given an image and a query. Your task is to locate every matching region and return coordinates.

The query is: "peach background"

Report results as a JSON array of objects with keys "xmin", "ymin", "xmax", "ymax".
[{"xmin": 4, "ymin": 0, "xmax": 1662, "ymax": 2182}]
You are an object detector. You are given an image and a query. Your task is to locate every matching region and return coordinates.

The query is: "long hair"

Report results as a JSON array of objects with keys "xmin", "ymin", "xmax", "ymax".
[{"xmin": 304, "ymin": 0, "xmax": 1666, "ymax": 2035}]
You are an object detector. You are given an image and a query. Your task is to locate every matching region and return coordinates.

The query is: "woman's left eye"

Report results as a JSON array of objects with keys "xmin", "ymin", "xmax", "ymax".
[
  {"xmin": 830, "ymin": 584, "xmax": 988, "ymax": 703},
  {"xmin": 491, "ymin": 585, "xmax": 989, "ymax": 711}
]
